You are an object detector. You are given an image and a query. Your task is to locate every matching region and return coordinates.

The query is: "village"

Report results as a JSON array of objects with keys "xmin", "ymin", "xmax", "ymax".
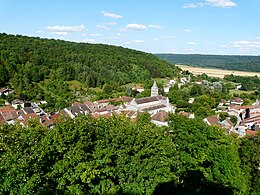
[
  {"xmin": 0, "ymin": 81, "xmax": 173, "ymax": 128},
  {"xmin": 1, "ymin": 77, "xmax": 260, "ymax": 138}
]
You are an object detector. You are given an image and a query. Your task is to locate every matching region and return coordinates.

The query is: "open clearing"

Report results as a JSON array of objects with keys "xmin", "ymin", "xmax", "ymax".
[{"xmin": 176, "ymin": 65, "xmax": 260, "ymax": 78}]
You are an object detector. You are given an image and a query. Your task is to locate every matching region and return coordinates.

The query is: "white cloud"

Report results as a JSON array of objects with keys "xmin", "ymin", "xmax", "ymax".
[
  {"xmin": 125, "ymin": 23, "xmax": 147, "ymax": 31},
  {"xmin": 123, "ymin": 23, "xmax": 163, "ymax": 31},
  {"xmin": 154, "ymin": 37, "xmax": 158, "ymax": 41},
  {"xmin": 188, "ymin": 42, "xmax": 197, "ymax": 45},
  {"xmin": 47, "ymin": 25, "xmax": 86, "ymax": 35},
  {"xmin": 148, "ymin": 24, "xmax": 163, "ymax": 29},
  {"xmin": 96, "ymin": 22, "xmax": 117, "ymax": 30},
  {"xmin": 221, "ymin": 45, "xmax": 229, "ymax": 48},
  {"xmin": 96, "ymin": 24, "xmax": 110, "ymax": 30},
  {"xmin": 101, "ymin": 11, "xmax": 122, "ymax": 19},
  {"xmin": 231, "ymin": 40, "xmax": 260, "ymax": 49},
  {"xmin": 184, "ymin": 29, "xmax": 192, "ymax": 32},
  {"xmin": 124, "ymin": 42, "xmax": 130, "ymax": 45},
  {"xmin": 230, "ymin": 38, "xmax": 260, "ymax": 53},
  {"xmin": 47, "ymin": 25, "xmax": 86, "ymax": 32},
  {"xmin": 205, "ymin": 0, "xmax": 237, "ymax": 8},
  {"xmin": 183, "ymin": 2, "xmax": 204, "ymax": 8}
]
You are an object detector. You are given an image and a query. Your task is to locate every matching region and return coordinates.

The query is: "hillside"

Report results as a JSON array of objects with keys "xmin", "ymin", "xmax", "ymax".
[
  {"xmin": 155, "ymin": 54, "xmax": 260, "ymax": 72},
  {"xmin": 0, "ymin": 33, "xmax": 178, "ymax": 88}
]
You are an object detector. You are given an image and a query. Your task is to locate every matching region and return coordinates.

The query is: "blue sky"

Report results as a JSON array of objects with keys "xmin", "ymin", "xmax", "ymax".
[{"xmin": 1, "ymin": 0, "xmax": 260, "ymax": 55}]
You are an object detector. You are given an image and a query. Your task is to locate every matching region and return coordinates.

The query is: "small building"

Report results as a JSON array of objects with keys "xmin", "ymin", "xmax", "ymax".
[
  {"xmin": 151, "ymin": 111, "xmax": 169, "ymax": 126},
  {"xmin": 132, "ymin": 86, "xmax": 145, "ymax": 93}
]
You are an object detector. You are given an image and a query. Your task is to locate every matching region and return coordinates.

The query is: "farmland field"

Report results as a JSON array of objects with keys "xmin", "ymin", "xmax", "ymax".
[{"xmin": 176, "ymin": 65, "xmax": 260, "ymax": 78}]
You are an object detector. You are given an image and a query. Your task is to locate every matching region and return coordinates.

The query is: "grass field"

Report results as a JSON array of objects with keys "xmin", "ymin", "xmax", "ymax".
[{"xmin": 176, "ymin": 65, "xmax": 260, "ymax": 78}]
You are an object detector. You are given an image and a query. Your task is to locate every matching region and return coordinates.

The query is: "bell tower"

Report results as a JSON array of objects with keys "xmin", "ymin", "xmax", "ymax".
[{"xmin": 151, "ymin": 80, "xmax": 158, "ymax": 97}]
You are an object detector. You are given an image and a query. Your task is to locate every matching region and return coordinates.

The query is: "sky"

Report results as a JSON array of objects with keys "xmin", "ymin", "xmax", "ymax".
[{"xmin": 1, "ymin": 0, "xmax": 260, "ymax": 55}]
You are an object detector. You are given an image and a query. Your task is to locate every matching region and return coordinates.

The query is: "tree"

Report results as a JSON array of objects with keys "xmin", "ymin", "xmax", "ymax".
[
  {"xmin": 219, "ymin": 112, "xmax": 229, "ymax": 121},
  {"xmin": 0, "ymin": 116, "xmax": 179, "ymax": 194},
  {"xmin": 190, "ymin": 84, "xmax": 202, "ymax": 96},
  {"xmin": 239, "ymin": 134, "xmax": 260, "ymax": 194},
  {"xmin": 167, "ymin": 114, "xmax": 247, "ymax": 194},
  {"xmin": 0, "ymin": 63, "xmax": 9, "ymax": 86},
  {"xmin": 230, "ymin": 116, "xmax": 238, "ymax": 125}
]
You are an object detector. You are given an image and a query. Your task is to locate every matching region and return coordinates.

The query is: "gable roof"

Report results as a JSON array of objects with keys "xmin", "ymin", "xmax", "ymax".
[
  {"xmin": 246, "ymin": 130, "xmax": 258, "ymax": 136},
  {"xmin": 206, "ymin": 116, "xmax": 220, "ymax": 126},
  {"xmin": 152, "ymin": 111, "xmax": 168, "ymax": 123},
  {"xmin": 143, "ymin": 104, "xmax": 166, "ymax": 112},
  {"xmin": 0, "ymin": 106, "xmax": 16, "ymax": 113},
  {"xmin": 135, "ymin": 96, "xmax": 159, "ymax": 105},
  {"xmin": 0, "ymin": 113, "xmax": 5, "ymax": 124},
  {"xmin": 23, "ymin": 107, "xmax": 35, "ymax": 114}
]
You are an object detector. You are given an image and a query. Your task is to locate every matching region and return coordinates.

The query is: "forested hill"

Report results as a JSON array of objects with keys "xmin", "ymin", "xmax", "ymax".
[
  {"xmin": 155, "ymin": 53, "xmax": 260, "ymax": 72},
  {"xmin": 0, "ymin": 33, "xmax": 178, "ymax": 88}
]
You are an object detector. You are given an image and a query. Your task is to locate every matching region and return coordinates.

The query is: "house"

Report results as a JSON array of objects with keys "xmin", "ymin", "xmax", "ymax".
[
  {"xmin": 179, "ymin": 111, "xmax": 195, "ymax": 119},
  {"xmin": 64, "ymin": 105, "xmax": 86, "ymax": 119},
  {"xmin": 169, "ymin": 79, "xmax": 176, "ymax": 85},
  {"xmin": 164, "ymin": 85, "xmax": 171, "ymax": 93},
  {"xmin": 11, "ymin": 100, "xmax": 25, "ymax": 109},
  {"xmin": 0, "ymin": 88, "xmax": 14, "ymax": 96},
  {"xmin": 252, "ymin": 99, "xmax": 260, "ymax": 106},
  {"xmin": 222, "ymin": 118, "xmax": 234, "ymax": 132},
  {"xmin": 240, "ymin": 114, "xmax": 260, "ymax": 130},
  {"xmin": 246, "ymin": 130, "xmax": 258, "ymax": 136},
  {"xmin": 0, "ymin": 113, "xmax": 5, "ymax": 124},
  {"xmin": 203, "ymin": 115, "xmax": 221, "ymax": 127},
  {"xmin": 230, "ymin": 97, "xmax": 243, "ymax": 105},
  {"xmin": 188, "ymin": 98, "xmax": 195, "ymax": 104},
  {"xmin": 151, "ymin": 111, "xmax": 169, "ymax": 126},
  {"xmin": 132, "ymin": 86, "xmax": 145, "ymax": 93},
  {"xmin": 22, "ymin": 107, "xmax": 35, "ymax": 114},
  {"xmin": 218, "ymin": 99, "xmax": 230, "ymax": 107},
  {"xmin": 236, "ymin": 85, "xmax": 242, "ymax": 90}
]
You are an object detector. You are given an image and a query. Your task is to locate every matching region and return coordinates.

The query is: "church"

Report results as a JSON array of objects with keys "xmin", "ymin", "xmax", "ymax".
[{"xmin": 127, "ymin": 81, "xmax": 174, "ymax": 115}]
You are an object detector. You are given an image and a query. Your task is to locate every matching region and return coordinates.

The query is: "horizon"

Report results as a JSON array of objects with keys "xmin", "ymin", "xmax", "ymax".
[{"xmin": 1, "ymin": 0, "xmax": 260, "ymax": 55}]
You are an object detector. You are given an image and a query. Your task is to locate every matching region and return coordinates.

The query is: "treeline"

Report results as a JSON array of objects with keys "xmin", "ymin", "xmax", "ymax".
[
  {"xmin": 156, "ymin": 54, "xmax": 260, "ymax": 72},
  {"xmin": 224, "ymin": 74, "xmax": 260, "ymax": 91},
  {"xmin": 1, "ymin": 115, "xmax": 259, "ymax": 194},
  {"xmin": 0, "ymin": 33, "xmax": 178, "ymax": 89}
]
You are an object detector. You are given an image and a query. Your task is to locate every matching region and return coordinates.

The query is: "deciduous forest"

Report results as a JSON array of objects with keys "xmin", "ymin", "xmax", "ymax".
[
  {"xmin": 1, "ymin": 115, "xmax": 258, "ymax": 194},
  {"xmin": 156, "ymin": 54, "xmax": 260, "ymax": 72}
]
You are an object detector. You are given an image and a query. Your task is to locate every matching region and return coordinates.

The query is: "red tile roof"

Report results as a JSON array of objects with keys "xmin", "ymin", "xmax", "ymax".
[
  {"xmin": 0, "ymin": 113, "xmax": 5, "ymax": 124},
  {"xmin": 152, "ymin": 111, "xmax": 168, "ymax": 123},
  {"xmin": 206, "ymin": 116, "xmax": 221, "ymax": 126},
  {"xmin": 246, "ymin": 130, "xmax": 258, "ymax": 136},
  {"xmin": 0, "ymin": 106, "xmax": 16, "ymax": 113}
]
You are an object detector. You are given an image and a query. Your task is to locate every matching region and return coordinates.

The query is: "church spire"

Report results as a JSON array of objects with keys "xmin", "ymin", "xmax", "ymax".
[{"xmin": 151, "ymin": 80, "xmax": 158, "ymax": 97}]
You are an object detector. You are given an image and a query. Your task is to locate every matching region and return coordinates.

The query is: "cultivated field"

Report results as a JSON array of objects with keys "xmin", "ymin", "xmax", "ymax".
[{"xmin": 176, "ymin": 65, "xmax": 260, "ymax": 78}]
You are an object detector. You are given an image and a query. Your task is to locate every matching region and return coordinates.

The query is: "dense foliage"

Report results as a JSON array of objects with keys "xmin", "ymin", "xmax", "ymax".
[
  {"xmin": 239, "ymin": 135, "xmax": 260, "ymax": 194},
  {"xmin": 0, "ymin": 33, "xmax": 178, "ymax": 103},
  {"xmin": 156, "ymin": 54, "xmax": 260, "ymax": 72},
  {"xmin": 224, "ymin": 74, "xmax": 260, "ymax": 91},
  {"xmin": 0, "ymin": 114, "xmax": 255, "ymax": 194}
]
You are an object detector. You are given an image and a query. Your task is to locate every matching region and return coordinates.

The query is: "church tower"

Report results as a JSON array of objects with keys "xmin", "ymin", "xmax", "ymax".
[{"xmin": 151, "ymin": 80, "xmax": 158, "ymax": 97}]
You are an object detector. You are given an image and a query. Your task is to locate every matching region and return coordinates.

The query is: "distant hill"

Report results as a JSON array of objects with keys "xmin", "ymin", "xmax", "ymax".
[
  {"xmin": 0, "ymin": 33, "xmax": 178, "ymax": 88},
  {"xmin": 155, "ymin": 54, "xmax": 260, "ymax": 72}
]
